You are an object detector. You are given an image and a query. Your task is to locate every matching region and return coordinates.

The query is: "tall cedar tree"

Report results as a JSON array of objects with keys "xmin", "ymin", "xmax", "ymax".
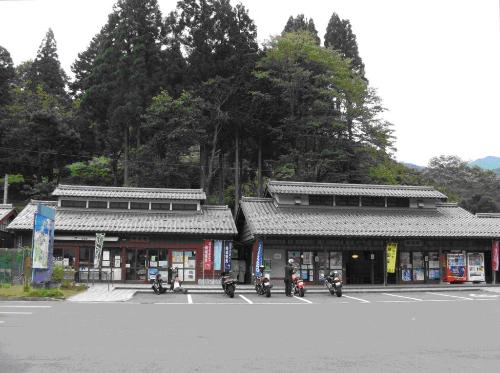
[
  {"xmin": 282, "ymin": 14, "xmax": 320, "ymax": 45},
  {"xmin": 324, "ymin": 13, "xmax": 365, "ymax": 77},
  {"xmin": 27, "ymin": 29, "xmax": 68, "ymax": 100},
  {"xmin": 72, "ymin": 0, "xmax": 166, "ymax": 185},
  {"xmin": 173, "ymin": 0, "xmax": 259, "ymax": 208},
  {"xmin": 0, "ymin": 46, "xmax": 15, "ymax": 108}
]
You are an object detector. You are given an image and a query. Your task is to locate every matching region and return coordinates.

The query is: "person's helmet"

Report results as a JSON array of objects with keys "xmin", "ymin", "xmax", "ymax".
[{"xmin": 288, "ymin": 259, "xmax": 294, "ymax": 264}]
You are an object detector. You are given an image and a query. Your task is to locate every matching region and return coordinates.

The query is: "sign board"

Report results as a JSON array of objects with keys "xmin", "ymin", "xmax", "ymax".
[
  {"xmin": 386, "ymin": 243, "xmax": 397, "ymax": 273},
  {"xmin": 214, "ymin": 240, "xmax": 223, "ymax": 271},
  {"xmin": 492, "ymin": 241, "xmax": 499, "ymax": 272},
  {"xmin": 94, "ymin": 233, "xmax": 105, "ymax": 268},
  {"xmin": 32, "ymin": 204, "xmax": 55, "ymax": 284},
  {"xmin": 203, "ymin": 240, "xmax": 213, "ymax": 271},
  {"xmin": 255, "ymin": 240, "xmax": 263, "ymax": 276},
  {"xmin": 224, "ymin": 241, "xmax": 232, "ymax": 272}
]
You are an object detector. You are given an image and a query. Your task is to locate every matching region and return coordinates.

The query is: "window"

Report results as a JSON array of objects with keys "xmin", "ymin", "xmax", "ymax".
[
  {"xmin": 130, "ymin": 202, "xmax": 149, "ymax": 210},
  {"xmin": 109, "ymin": 201, "xmax": 129, "ymax": 209},
  {"xmin": 309, "ymin": 195, "xmax": 333, "ymax": 206},
  {"xmin": 335, "ymin": 196, "xmax": 359, "ymax": 207},
  {"xmin": 88, "ymin": 201, "xmax": 107, "ymax": 209},
  {"xmin": 172, "ymin": 203, "xmax": 198, "ymax": 211},
  {"xmin": 387, "ymin": 197, "xmax": 410, "ymax": 208},
  {"xmin": 60, "ymin": 200, "xmax": 86, "ymax": 208},
  {"xmin": 151, "ymin": 203, "xmax": 171, "ymax": 211},
  {"xmin": 361, "ymin": 197, "xmax": 385, "ymax": 207}
]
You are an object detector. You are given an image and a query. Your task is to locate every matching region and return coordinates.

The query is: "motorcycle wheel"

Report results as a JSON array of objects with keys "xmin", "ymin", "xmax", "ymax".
[
  {"xmin": 336, "ymin": 288, "xmax": 342, "ymax": 297},
  {"xmin": 329, "ymin": 289, "xmax": 335, "ymax": 296},
  {"xmin": 228, "ymin": 285, "xmax": 235, "ymax": 298},
  {"xmin": 266, "ymin": 289, "xmax": 271, "ymax": 298},
  {"xmin": 255, "ymin": 285, "xmax": 260, "ymax": 294},
  {"xmin": 299, "ymin": 288, "xmax": 305, "ymax": 297}
]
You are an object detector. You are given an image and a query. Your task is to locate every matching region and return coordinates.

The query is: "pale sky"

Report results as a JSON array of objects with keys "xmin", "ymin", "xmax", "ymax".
[{"xmin": 1, "ymin": 0, "xmax": 499, "ymax": 166}]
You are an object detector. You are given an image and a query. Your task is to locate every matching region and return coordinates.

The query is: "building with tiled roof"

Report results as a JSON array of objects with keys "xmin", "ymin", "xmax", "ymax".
[
  {"xmin": 0, "ymin": 203, "xmax": 17, "ymax": 247},
  {"xmin": 238, "ymin": 180, "xmax": 500, "ymax": 286},
  {"xmin": 8, "ymin": 186, "xmax": 237, "ymax": 283}
]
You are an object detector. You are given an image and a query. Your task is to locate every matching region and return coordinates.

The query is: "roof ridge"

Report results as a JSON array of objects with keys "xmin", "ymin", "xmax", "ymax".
[
  {"xmin": 56, "ymin": 184, "xmax": 204, "ymax": 193},
  {"xmin": 241, "ymin": 196, "xmax": 273, "ymax": 202},
  {"xmin": 268, "ymin": 180, "xmax": 437, "ymax": 191}
]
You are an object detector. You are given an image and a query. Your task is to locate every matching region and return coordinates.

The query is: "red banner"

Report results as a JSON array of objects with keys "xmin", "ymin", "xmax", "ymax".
[
  {"xmin": 203, "ymin": 240, "xmax": 213, "ymax": 271},
  {"xmin": 492, "ymin": 241, "xmax": 499, "ymax": 272}
]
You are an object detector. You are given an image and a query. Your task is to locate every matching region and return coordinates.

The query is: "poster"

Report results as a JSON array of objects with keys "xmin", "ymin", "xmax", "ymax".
[
  {"xmin": 492, "ymin": 241, "xmax": 499, "ymax": 272},
  {"xmin": 303, "ymin": 252, "xmax": 312, "ymax": 265},
  {"xmin": 114, "ymin": 257, "xmax": 121, "ymax": 268},
  {"xmin": 255, "ymin": 240, "xmax": 263, "ymax": 275},
  {"xmin": 386, "ymin": 243, "xmax": 397, "ymax": 273},
  {"xmin": 224, "ymin": 240, "xmax": 232, "ymax": 272},
  {"xmin": 32, "ymin": 205, "xmax": 55, "ymax": 269},
  {"xmin": 329, "ymin": 252, "xmax": 342, "ymax": 268},
  {"xmin": 94, "ymin": 233, "xmax": 105, "ymax": 268},
  {"xmin": 203, "ymin": 240, "xmax": 213, "ymax": 271},
  {"xmin": 214, "ymin": 240, "xmax": 223, "ymax": 271},
  {"xmin": 103, "ymin": 251, "xmax": 110, "ymax": 261}
]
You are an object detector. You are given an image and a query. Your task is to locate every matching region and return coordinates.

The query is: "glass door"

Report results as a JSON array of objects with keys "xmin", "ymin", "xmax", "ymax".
[
  {"xmin": 412, "ymin": 252, "xmax": 425, "ymax": 282},
  {"xmin": 171, "ymin": 250, "xmax": 197, "ymax": 282},
  {"xmin": 427, "ymin": 252, "xmax": 440, "ymax": 282}
]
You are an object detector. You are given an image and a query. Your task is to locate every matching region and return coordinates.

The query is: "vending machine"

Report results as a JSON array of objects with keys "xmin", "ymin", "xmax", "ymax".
[
  {"xmin": 467, "ymin": 252, "xmax": 485, "ymax": 282},
  {"xmin": 442, "ymin": 252, "xmax": 466, "ymax": 283}
]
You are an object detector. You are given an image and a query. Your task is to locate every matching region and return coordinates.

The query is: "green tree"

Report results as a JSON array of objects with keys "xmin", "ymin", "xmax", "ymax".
[
  {"xmin": 283, "ymin": 14, "xmax": 320, "ymax": 45},
  {"xmin": 27, "ymin": 29, "xmax": 68, "ymax": 100},
  {"xmin": 0, "ymin": 46, "xmax": 15, "ymax": 108},
  {"xmin": 324, "ymin": 12, "xmax": 365, "ymax": 77}
]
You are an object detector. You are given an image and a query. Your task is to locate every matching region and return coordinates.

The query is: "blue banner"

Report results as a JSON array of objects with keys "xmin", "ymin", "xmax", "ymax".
[
  {"xmin": 223, "ymin": 241, "xmax": 232, "ymax": 272},
  {"xmin": 214, "ymin": 240, "xmax": 223, "ymax": 271},
  {"xmin": 255, "ymin": 240, "xmax": 263, "ymax": 276},
  {"xmin": 32, "ymin": 204, "xmax": 55, "ymax": 283}
]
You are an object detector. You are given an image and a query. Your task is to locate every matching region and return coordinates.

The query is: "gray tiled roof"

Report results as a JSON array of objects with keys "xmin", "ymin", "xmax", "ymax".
[
  {"xmin": 240, "ymin": 197, "xmax": 500, "ymax": 239},
  {"xmin": 0, "ymin": 204, "xmax": 16, "ymax": 222},
  {"xmin": 8, "ymin": 201, "xmax": 236, "ymax": 236},
  {"xmin": 52, "ymin": 184, "xmax": 206, "ymax": 200},
  {"xmin": 267, "ymin": 180, "xmax": 447, "ymax": 199}
]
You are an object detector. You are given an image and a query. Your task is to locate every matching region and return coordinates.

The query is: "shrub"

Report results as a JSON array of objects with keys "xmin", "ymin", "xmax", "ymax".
[
  {"xmin": 28, "ymin": 288, "xmax": 64, "ymax": 298},
  {"xmin": 51, "ymin": 265, "xmax": 64, "ymax": 282},
  {"xmin": 61, "ymin": 280, "xmax": 73, "ymax": 289}
]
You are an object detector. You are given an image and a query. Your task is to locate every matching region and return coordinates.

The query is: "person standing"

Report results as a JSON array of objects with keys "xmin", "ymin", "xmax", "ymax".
[{"xmin": 284, "ymin": 259, "xmax": 294, "ymax": 296}]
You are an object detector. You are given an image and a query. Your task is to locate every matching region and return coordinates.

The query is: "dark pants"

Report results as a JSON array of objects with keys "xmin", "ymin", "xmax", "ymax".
[{"xmin": 284, "ymin": 279, "xmax": 292, "ymax": 296}]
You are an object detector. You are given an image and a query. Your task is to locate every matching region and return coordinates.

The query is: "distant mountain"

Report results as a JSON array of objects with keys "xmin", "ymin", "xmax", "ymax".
[
  {"xmin": 469, "ymin": 156, "xmax": 500, "ymax": 170},
  {"xmin": 402, "ymin": 162, "xmax": 425, "ymax": 171}
]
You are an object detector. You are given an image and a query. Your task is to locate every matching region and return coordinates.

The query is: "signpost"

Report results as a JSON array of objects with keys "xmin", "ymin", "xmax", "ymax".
[{"xmin": 32, "ymin": 204, "xmax": 55, "ymax": 284}]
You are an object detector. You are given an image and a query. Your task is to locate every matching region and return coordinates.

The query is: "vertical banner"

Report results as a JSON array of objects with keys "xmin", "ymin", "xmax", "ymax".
[
  {"xmin": 32, "ymin": 204, "xmax": 55, "ymax": 283},
  {"xmin": 255, "ymin": 240, "xmax": 263, "ymax": 276},
  {"xmin": 203, "ymin": 240, "xmax": 213, "ymax": 271},
  {"xmin": 492, "ymin": 240, "xmax": 499, "ymax": 272},
  {"xmin": 223, "ymin": 241, "xmax": 232, "ymax": 272},
  {"xmin": 386, "ymin": 243, "xmax": 397, "ymax": 274},
  {"xmin": 214, "ymin": 240, "xmax": 223, "ymax": 271},
  {"xmin": 94, "ymin": 233, "xmax": 105, "ymax": 268}
]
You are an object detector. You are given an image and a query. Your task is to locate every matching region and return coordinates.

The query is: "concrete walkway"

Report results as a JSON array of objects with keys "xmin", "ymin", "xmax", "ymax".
[{"xmin": 68, "ymin": 284, "xmax": 136, "ymax": 302}]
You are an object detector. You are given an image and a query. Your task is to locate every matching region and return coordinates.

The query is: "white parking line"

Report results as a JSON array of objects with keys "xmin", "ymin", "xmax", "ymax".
[
  {"xmin": 0, "ymin": 320, "xmax": 5, "ymax": 323},
  {"xmin": 0, "ymin": 311, "xmax": 33, "ymax": 315},
  {"xmin": 239, "ymin": 295, "xmax": 253, "ymax": 304},
  {"xmin": 187, "ymin": 294, "xmax": 193, "ymax": 304},
  {"xmin": 383, "ymin": 293, "xmax": 423, "ymax": 301},
  {"xmin": 0, "ymin": 305, "xmax": 52, "ymax": 308},
  {"xmin": 343, "ymin": 295, "xmax": 370, "ymax": 303},
  {"xmin": 427, "ymin": 292, "xmax": 473, "ymax": 301},
  {"xmin": 293, "ymin": 296, "xmax": 313, "ymax": 304}
]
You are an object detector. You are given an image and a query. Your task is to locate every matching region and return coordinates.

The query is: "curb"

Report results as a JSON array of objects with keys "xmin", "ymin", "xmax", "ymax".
[{"xmin": 0, "ymin": 296, "xmax": 64, "ymax": 301}]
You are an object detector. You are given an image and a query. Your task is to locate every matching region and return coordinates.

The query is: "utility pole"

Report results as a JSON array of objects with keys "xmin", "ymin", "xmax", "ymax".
[{"xmin": 3, "ymin": 174, "xmax": 8, "ymax": 204}]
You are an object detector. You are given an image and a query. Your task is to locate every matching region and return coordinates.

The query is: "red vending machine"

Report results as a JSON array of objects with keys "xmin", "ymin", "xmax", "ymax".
[{"xmin": 442, "ymin": 253, "xmax": 466, "ymax": 283}]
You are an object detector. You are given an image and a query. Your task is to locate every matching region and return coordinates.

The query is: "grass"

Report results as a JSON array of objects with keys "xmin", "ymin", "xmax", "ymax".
[{"xmin": 0, "ymin": 283, "xmax": 87, "ymax": 299}]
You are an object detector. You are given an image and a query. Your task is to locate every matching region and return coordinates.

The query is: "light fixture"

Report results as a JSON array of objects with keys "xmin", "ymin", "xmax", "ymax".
[{"xmin": 352, "ymin": 254, "xmax": 359, "ymax": 259}]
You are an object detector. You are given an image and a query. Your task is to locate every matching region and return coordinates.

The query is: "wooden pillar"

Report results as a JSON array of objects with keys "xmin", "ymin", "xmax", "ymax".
[{"xmin": 383, "ymin": 244, "xmax": 387, "ymax": 286}]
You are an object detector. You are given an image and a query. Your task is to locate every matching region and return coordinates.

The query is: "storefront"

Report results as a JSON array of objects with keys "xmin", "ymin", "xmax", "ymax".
[
  {"xmin": 238, "ymin": 181, "xmax": 500, "ymax": 285},
  {"xmin": 8, "ymin": 185, "xmax": 237, "ymax": 283}
]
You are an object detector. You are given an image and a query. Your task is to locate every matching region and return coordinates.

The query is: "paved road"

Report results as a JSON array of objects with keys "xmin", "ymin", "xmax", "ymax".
[{"xmin": 1, "ymin": 291, "xmax": 500, "ymax": 372}]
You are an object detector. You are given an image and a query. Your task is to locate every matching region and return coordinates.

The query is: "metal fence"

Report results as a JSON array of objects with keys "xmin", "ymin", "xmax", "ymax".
[{"xmin": 0, "ymin": 248, "xmax": 29, "ymax": 285}]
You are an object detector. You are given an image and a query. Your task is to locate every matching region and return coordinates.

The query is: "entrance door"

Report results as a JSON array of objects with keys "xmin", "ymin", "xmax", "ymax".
[
  {"xmin": 345, "ymin": 251, "xmax": 383, "ymax": 285},
  {"xmin": 171, "ymin": 250, "xmax": 196, "ymax": 282}
]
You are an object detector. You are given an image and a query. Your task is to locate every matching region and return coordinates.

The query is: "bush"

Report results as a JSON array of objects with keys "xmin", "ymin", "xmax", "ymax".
[
  {"xmin": 61, "ymin": 280, "xmax": 73, "ymax": 289},
  {"xmin": 0, "ymin": 283, "xmax": 12, "ymax": 289},
  {"xmin": 28, "ymin": 288, "xmax": 64, "ymax": 298},
  {"xmin": 51, "ymin": 265, "xmax": 64, "ymax": 282}
]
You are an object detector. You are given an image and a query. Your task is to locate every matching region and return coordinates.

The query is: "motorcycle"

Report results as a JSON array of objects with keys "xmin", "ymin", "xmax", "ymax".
[
  {"xmin": 255, "ymin": 265, "xmax": 272, "ymax": 298},
  {"xmin": 291, "ymin": 269, "xmax": 306, "ymax": 297},
  {"xmin": 323, "ymin": 271, "xmax": 343, "ymax": 297},
  {"xmin": 220, "ymin": 271, "xmax": 236, "ymax": 298},
  {"xmin": 151, "ymin": 273, "xmax": 167, "ymax": 295}
]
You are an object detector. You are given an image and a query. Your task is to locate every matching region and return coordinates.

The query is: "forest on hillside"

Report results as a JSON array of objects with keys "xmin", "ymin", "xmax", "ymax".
[{"xmin": 0, "ymin": 0, "xmax": 498, "ymax": 214}]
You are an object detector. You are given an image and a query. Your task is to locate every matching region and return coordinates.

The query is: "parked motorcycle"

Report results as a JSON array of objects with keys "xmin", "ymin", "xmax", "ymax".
[
  {"xmin": 291, "ymin": 269, "xmax": 305, "ymax": 297},
  {"xmin": 254, "ymin": 265, "xmax": 272, "ymax": 297},
  {"xmin": 152, "ymin": 273, "xmax": 167, "ymax": 295},
  {"xmin": 323, "ymin": 271, "xmax": 343, "ymax": 297},
  {"xmin": 220, "ymin": 271, "xmax": 236, "ymax": 298}
]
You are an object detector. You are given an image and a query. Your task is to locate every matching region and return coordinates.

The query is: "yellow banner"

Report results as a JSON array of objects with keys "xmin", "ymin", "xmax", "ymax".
[{"xmin": 386, "ymin": 243, "xmax": 397, "ymax": 273}]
